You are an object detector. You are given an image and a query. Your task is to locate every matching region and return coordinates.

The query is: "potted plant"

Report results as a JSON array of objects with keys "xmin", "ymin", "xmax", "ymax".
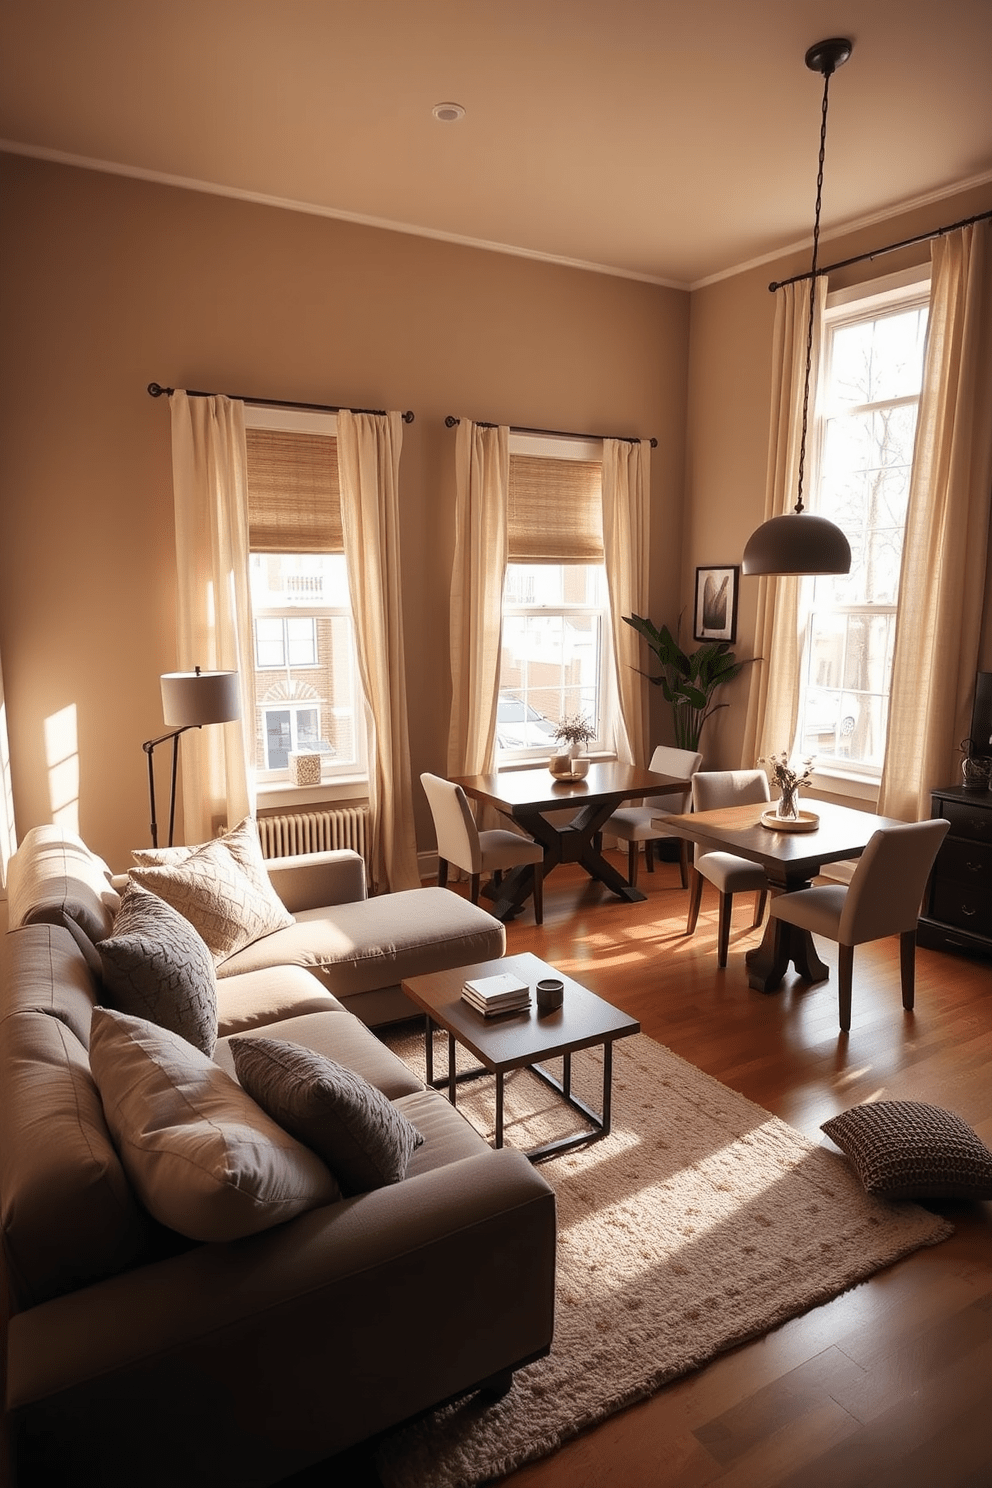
[
  {"xmin": 549, "ymin": 713, "xmax": 595, "ymax": 780},
  {"xmin": 622, "ymin": 613, "xmax": 754, "ymax": 752}
]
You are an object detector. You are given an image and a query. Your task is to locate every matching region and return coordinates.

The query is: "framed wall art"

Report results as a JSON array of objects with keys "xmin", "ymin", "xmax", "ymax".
[{"xmin": 693, "ymin": 565, "xmax": 739, "ymax": 643}]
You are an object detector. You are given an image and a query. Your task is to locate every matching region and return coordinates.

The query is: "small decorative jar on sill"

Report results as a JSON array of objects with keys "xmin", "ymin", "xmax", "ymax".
[{"xmin": 288, "ymin": 752, "xmax": 322, "ymax": 787}]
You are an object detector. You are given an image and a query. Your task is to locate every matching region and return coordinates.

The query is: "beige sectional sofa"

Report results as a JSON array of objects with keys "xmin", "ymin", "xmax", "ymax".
[{"xmin": 0, "ymin": 826, "xmax": 557, "ymax": 1487}]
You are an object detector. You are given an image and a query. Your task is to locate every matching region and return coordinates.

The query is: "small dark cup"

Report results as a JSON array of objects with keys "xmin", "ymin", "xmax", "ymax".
[{"xmin": 536, "ymin": 977, "xmax": 564, "ymax": 1013}]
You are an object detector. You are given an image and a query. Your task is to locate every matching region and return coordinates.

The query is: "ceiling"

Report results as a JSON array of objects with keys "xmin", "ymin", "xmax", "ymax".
[{"xmin": 2, "ymin": 0, "xmax": 990, "ymax": 288}]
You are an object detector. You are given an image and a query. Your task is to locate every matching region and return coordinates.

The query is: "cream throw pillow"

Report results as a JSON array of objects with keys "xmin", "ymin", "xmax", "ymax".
[
  {"xmin": 130, "ymin": 818, "xmax": 294, "ymax": 963},
  {"xmin": 90, "ymin": 1007, "xmax": 340, "ymax": 1241}
]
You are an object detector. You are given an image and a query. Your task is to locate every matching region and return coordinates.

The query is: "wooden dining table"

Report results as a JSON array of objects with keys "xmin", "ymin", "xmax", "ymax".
[
  {"xmin": 659, "ymin": 797, "xmax": 906, "ymax": 992},
  {"xmin": 450, "ymin": 761, "xmax": 693, "ymax": 921}
]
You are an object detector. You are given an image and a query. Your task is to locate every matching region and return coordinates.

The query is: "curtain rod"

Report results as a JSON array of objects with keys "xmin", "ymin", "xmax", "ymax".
[
  {"xmin": 768, "ymin": 207, "xmax": 992, "ymax": 292},
  {"xmin": 147, "ymin": 383, "xmax": 415, "ymax": 422},
  {"xmin": 444, "ymin": 415, "xmax": 657, "ymax": 448}
]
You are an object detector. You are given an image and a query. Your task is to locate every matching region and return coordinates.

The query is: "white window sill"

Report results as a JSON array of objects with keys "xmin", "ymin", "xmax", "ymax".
[
  {"xmin": 808, "ymin": 767, "xmax": 879, "ymax": 806},
  {"xmin": 256, "ymin": 776, "xmax": 369, "ymax": 811}
]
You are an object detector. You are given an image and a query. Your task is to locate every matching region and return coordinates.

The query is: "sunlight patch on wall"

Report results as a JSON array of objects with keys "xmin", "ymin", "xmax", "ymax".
[
  {"xmin": 0, "ymin": 696, "xmax": 16, "ymax": 887},
  {"xmin": 45, "ymin": 704, "xmax": 80, "ymax": 834}
]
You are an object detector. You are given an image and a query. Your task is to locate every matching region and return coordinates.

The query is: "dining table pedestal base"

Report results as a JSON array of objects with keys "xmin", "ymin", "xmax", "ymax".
[{"xmin": 745, "ymin": 907, "xmax": 830, "ymax": 992}]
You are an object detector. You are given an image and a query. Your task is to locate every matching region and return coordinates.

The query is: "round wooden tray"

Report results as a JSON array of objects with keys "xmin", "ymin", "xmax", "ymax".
[{"xmin": 760, "ymin": 808, "xmax": 820, "ymax": 832}]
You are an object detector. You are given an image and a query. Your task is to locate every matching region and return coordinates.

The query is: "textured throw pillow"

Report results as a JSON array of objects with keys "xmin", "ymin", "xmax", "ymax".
[
  {"xmin": 131, "ymin": 844, "xmax": 197, "ymax": 868},
  {"xmin": 230, "ymin": 1036, "xmax": 423, "ymax": 1195},
  {"xmin": 97, "ymin": 882, "xmax": 218, "ymax": 1056},
  {"xmin": 130, "ymin": 818, "xmax": 294, "ymax": 963},
  {"xmin": 822, "ymin": 1100, "xmax": 992, "ymax": 1200},
  {"xmin": 90, "ymin": 1007, "xmax": 340, "ymax": 1241}
]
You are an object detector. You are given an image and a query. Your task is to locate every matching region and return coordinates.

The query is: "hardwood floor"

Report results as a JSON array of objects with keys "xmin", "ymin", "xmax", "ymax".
[{"xmin": 298, "ymin": 855, "xmax": 992, "ymax": 1488}]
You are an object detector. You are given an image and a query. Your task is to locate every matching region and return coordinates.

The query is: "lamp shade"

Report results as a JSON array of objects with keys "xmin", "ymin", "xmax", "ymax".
[
  {"xmin": 741, "ymin": 512, "xmax": 852, "ymax": 577},
  {"xmin": 160, "ymin": 670, "xmax": 241, "ymax": 728}
]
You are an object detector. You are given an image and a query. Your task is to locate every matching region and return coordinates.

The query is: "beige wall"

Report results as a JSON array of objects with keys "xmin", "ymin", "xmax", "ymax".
[
  {"xmin": 684, "ymin": 180, "xmax": 992, "ymax": 775},
  {"xmin": 0, "ymin": 153, "xmax": 688, "ymax": 871}
]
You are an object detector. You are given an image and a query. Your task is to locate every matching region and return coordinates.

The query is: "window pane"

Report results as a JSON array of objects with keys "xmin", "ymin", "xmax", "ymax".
[
  {"xmin": 499, "ymin": 564, "xmax": 606, "ymax": 752},
  {"xmin": 796, "ymin": 291, "xmax": 928, "ymax": 774},
  {"xmin": 251, "ymin": 553, "xmax": 362, "ymax": 776},
  {"xmin": 255, "ymin": 617, "xmax": 286, "ymax": 669}
]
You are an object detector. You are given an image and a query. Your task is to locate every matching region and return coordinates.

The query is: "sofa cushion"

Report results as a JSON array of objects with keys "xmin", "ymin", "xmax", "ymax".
[
  {"xmin": 215, "ymin": 1010, "xmax": 423, "ymax": 1099},
  {"xmin": 130, "ymin": 817, "xmax": 294, "ymax": 964},
  {"xmin": 216, "ymin": 886, "xmax": 505, "ymax": 998},
  {"xmin": 90, "ymin": 1008, "xmax": 340, "ymax": 1241},
  {"xmin": 1, "ymin": 922, "xmax": 101, "ymax": 1047},
  {"xmin": 7, "ymin": 824, "xmax": 121, "ymax": 945},
  {"xmin": 822, "ymin": 1100, "xmax": 992, "ymax": 1200},
  {"xmin": 0, "ymin": 998, "xmax": 152, "ymax": 1310},
  {"xmin": 215, "ymin": 965, "xmax": 345, "ymax": 1038},
  {"xmin": 230, "ymin": 1037, "xmax": 423, "ymax": 1195},
  {"xmin": 97, "ymin": 883, "xmax": 218, "ymax": 1056}
]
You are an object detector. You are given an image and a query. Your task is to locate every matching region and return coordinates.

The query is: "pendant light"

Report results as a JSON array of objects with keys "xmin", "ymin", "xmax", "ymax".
[{"xmin": 742, "ymin": 38, "xmax": 854, "ymax": 578}]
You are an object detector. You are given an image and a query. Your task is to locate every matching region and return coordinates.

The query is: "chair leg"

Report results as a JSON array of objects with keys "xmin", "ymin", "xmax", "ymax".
[
  {"xmin": 753, "ymin": 889, "xmax": 767, "ymax": 928},
  {"xmin": 627, "ymin": 841, "xmax": 639, "ymax": 888},
  {"xmin": 686, "ymin": 867, "xmax": 704, "ymax": 934},
  {"xmin": 645, "ymin": 840, "xmax": 655, "ymax": 875},
  {"xmin": 900, "ymin": 928, "xmax": 917, "ymax": 1010},
  {"xmin": 837, "ymin": 944, "xmax": 854, "ymax": 1032},
  {"xmin": 469, "ymin": 873, "xmax": 481, "ymax": 905},
  {"xmin": 678, "ymin": 839, "xmax": 689, "ymax": 890},
  {"xmin": 437, "ymin": 857, "xmax": 449, "ymax": 889},
  {"xmin": 717, "ymin": 891, "xmax": 733, "ymax": 969},
  {"xmin": 532, "ymin": 861, "xmax": 544, "ymax": 925}
]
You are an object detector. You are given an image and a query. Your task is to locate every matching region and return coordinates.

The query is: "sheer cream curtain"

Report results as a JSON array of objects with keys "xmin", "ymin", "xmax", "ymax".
[
  {"xmin": 741, "ymin": 279, "xmax": 827, "ymax": 770},
  {"xmin": 336, "ymin": 410, "xmax": 420, "ymax": 892},
  {"xmin": 170, "ymin": 392, "xmax": 254, "ymax": 843},
  {"xmin": 602, "ymin": 438, "xmax": 650, "ymax": 765},
  {"xmin": 879, "ymin": 222, "xmax": 992, "ymax": 821},
  {"xmin": 447, "ymin": 421, "xmax": 509, "ymax": 776}
]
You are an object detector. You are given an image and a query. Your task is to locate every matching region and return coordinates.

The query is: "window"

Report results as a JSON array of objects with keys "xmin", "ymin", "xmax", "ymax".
[
  {"xmin": 497, "ymin": 436, "xmax": 616, "ymax": 762},
  {"xmin": 245, "ymin": 408, "xmax": 366, "ymax": 784},
  {"xmin": 795, "ymin": 271, "xmax": 930, "ymax": 776}
]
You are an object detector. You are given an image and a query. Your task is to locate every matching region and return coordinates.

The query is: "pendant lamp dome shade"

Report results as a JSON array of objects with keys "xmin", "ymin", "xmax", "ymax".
[
  {"xmin": 743, "ymin": 38, "xmax": 854, "ymax": 579},
  {"xmin": 741, "ymin": 512, "xmax": 852, "ymax": 576}
]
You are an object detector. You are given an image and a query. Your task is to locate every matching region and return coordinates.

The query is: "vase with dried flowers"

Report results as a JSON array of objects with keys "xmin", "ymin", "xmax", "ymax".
[
  {"xmin": 549, "ymin": 714, "xmax": 595, "ymax": 780},
  {"xmin": 760, "ymin": 752, "xmax": 814, "ymax": 821}
]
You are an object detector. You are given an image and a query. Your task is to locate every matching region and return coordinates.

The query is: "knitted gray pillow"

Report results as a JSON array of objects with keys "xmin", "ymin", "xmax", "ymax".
[
  {"xmin": 230, "ymin": 1037, "xmax": 423, "ymax": 1195},
  {"xmin": 98, "ymin": 883, "xmax": 218, "ymax": 1056},
  {"xmin": 822, "ymin": 1100, "xmax": 992, "ymax": 1200}
]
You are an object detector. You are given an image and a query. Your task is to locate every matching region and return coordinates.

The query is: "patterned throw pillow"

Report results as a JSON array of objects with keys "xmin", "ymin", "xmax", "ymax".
[
  {"xmin": 98, "ymin": 883, "xmax": 218, "ymax": 1056},
  {"xmin": 130, "ymin": 818, "xmax": 294, "ymax": 963},
  {"xmin": 821, "ymin": 1100, "xmax": 992, "ymax": 1200},
  {"xmin": 90, "ymin": 1008, "xmax": 340, "ymax": 1241},
  {"xmin": 230, "ymin": 1036, "xmax": 423, "ymax": 1195}
]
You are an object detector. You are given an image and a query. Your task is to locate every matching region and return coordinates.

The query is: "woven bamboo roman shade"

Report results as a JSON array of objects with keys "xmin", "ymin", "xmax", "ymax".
[
  {"xmin": 246, "ymin": 428, "xmax": 342, "ymax": 553},
  {"xmin": 508, "ymin": 454, "xmax": 603, "ymax": 563}
]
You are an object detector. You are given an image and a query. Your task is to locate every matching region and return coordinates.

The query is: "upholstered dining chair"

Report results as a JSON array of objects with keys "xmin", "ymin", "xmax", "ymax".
[
  {"xmin": 768, "ymin": 817, "xmax": 950, "ymax": 1032},
  {"xmin": 596, "ymin": 744, "xmax": 703, "ymax": 888},
  {"xmin": 420, "ymin": 772, "xmax": 545, "ymax": 923},
  {"xmin": 686, "ymin": 769, "xmax": 771, "ymax": 967}
]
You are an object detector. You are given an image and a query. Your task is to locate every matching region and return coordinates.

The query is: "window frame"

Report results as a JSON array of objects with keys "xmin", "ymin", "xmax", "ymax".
[
  {"xmin": 796, "ymin": 266, "xmax": 931, "ymax": 787},
  {"xmin": 496, "ymin": 433, "xmax": 619, "ymax": 766},
  {"xmin": 244, "ymin": 405, "xmax": 368, "ymax": 790}
]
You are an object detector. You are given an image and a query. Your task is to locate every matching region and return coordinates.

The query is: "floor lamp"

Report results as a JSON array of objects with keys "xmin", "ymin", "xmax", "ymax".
[{"xmin": 142, "ymin": 667, "xmax": 242, "ymax": 847}]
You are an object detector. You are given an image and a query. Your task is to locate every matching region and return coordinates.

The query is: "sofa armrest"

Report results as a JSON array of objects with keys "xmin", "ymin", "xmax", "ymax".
[
  {"xmin": 8, "ymin": 1149, "xmax": 556, "ymax": 1487},
  {"xmin": 264, "ymin": 848, "xmax": 367, "ymax": 911}
]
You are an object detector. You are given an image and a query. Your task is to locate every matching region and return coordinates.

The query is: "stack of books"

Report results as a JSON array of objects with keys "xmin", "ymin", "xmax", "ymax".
[{"xmin": 461, "ymin": 971, "xmax": 531, "ymax": 1017}]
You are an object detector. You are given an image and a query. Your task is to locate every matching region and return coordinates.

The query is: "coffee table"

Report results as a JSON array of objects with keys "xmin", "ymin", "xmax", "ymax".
[{"xmin": 401, "ymin": 952, "xmax": 640, "ymax": 1162}]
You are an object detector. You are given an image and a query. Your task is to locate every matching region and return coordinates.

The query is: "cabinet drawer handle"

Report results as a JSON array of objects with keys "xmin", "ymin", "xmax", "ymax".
[
  {"xmin": 960, "ymin": 905, "xmax": 977, "ymax": 917},
  {"xmin": 965, "ymin": 861, "xmax": 984, "ymax": 873}
]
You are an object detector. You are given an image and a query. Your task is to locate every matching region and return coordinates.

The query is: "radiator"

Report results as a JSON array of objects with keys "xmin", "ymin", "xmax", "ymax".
[{"xmin": 257, "ymin": 807, "xmax": 369, "ymax": 862}]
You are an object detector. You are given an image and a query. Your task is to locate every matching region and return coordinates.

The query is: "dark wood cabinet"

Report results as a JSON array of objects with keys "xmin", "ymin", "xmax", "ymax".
[{"xmin": 918, "ymin": 784, "xmax": 992, "ymax": 957}]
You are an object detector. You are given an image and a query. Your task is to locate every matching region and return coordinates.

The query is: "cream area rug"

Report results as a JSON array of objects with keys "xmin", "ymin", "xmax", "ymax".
[{"xmin": 372, "ymin": 1029, "xmax": 953, "ymax": 1488}]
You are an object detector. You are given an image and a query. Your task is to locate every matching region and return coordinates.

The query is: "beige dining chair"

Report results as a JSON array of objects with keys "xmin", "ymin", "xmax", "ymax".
[
  {"xmin": 596, "ymin": 744, "xmax": 703, "ymax": 888},
  {"xmin": 686, "ymin": 769, "xmax": 771, "ymax": 967},
  {"xmin": 420, "ymin": 772, "xmax": 545, "ymax": 923},
  {"xmin": 768, "ymin": 817, "xmax": 950, "ymax": 1032}
]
